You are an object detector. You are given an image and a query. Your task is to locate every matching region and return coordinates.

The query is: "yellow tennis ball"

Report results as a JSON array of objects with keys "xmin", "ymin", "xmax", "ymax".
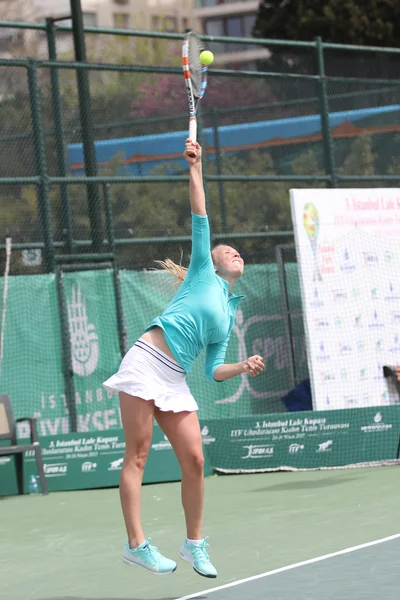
[{"xmin": 200, "ymin": 50, "xmax": 214, "ymax": 66}]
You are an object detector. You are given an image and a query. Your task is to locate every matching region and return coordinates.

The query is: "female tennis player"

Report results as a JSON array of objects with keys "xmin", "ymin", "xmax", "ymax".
[{"xmin": 103, "ymin": 139, "xmax": 264, "ymax": 578}]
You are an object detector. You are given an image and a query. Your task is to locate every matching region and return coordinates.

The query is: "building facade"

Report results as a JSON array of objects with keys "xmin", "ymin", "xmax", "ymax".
[
  {"xmin": 31, "ymin": 0, "xmax": 196, "ymax": 32},
  {"xmin": 193, "ymin": 0, "xmax": 267, "ymax": 66}
]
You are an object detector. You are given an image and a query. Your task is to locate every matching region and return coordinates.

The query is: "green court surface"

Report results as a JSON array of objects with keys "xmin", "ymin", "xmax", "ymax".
[{"xmin": 1, "ymin": 466, "xmax": 399, "ymax": 600}]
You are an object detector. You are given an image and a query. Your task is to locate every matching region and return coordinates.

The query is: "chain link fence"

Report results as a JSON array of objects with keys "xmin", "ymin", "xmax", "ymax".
[{"xmin": 1, "ymin": 26, "xmax": 400, "ymax": 276}]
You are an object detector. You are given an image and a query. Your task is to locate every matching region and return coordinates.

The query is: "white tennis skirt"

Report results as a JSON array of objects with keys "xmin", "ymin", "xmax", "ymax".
[{"xmin": 102, "ymin": 338, "xmax": 199, "ymax": 413}]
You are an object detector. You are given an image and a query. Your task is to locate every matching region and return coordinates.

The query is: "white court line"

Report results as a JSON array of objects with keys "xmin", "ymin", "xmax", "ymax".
[{"xmin": 177, "ymin": 532, "xmax": 400, "ymax": 600}]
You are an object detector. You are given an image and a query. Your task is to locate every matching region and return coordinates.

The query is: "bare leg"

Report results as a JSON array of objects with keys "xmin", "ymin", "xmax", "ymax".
[
  {"xmin": 155, "ymin": 409, "xmax": 204, "ymax": 539},
  {"xmin": 119, "ymin": 392, "xmax": 155, "ymax": 548}
]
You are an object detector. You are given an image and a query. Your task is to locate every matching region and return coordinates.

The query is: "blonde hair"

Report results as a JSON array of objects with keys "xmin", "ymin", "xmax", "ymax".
[
  {"xmin": 154, "ymin": 258, "xmax": 188, "ymax": 284},
  {"xmin": 155, "ymin": 245, "xmax": 223, "ymax": 284}
]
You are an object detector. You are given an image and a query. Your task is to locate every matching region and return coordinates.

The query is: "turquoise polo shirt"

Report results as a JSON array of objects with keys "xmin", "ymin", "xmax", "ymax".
[{"xmin": 146, "ymin": 213, "xmax": 244, "ymax": 381}]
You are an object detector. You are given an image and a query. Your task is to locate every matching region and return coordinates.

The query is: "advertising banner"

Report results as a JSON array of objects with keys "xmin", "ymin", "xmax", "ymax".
[
  {"xmin": 203, "ymin": 406, "xmax": 400, "ymax": 472},
  {"xmin": 0, "ymin": 425, "xmax": 182, "ymax": 496},
  {"xmin": 0, "ymin": 265, "xmax": 308, "ymax": 439},
  {"xmin": 1, "ymin": 408, "xmax": 398, "ymax": 495},
  {"xmin": 290, "ymin": 189, "xmax": 400, "ymax": 410}
]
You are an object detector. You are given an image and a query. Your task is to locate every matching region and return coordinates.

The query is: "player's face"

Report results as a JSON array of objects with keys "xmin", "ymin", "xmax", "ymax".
[{"xmin": 212, "ymin": 245, "xmax": 244, "ymax": 279}]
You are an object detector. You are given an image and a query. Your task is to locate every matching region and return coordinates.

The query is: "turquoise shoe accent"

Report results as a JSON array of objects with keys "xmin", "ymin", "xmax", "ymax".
[
  {"xmin": 179, "ymin": 537, "xmax": 217, "ymax": 578},
  {"xmin": 123, "ymin": 538, "xmax": 177, "ymax": 575}
]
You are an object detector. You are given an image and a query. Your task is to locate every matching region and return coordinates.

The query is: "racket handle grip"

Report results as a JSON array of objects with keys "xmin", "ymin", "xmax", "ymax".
[{"xmin": 188, "ymin": 119, "xmax": 197, "ymax": 152}]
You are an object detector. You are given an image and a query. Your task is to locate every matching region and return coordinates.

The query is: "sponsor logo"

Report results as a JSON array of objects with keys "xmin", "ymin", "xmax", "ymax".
[
  {"xmin": 288, "ymin": 443, "xmax": 304, "ymax": 453},
  {"xmin": 340, "ymin": 248, "xmax": 356, "ymax": 272},
  {"xmin": 0, "ymin": 457, "xmax": 11, "ymax": 466},
  {"xmin": 151, "ymin": 436, "xmax": 172, "ymax": 451},
  {"xmin": 339, "ymin": 343, "xmax": 352, "ymax": 355},
  {"xmin": 215, "ymin": 308, "xmax": 283, "ymax": 405},
  {"xmin": 381, "ymin": 391, "xmax": 389, "ymax": 403},
  {"xmin": 384, "ymin": 250, "xmax": 395, "ymax": 263},
  {"xmin": 360, "ymin": 368, "xmax": 368, "ymax": 380},
  {"xmin": 371, "ymin": 287, "xmax": 379, "ymax": 300},
  {"xmin": 344, "ymin": 395, "xmax": 358, "ymax": 407},
  {"xmin": 388, "ymin": 335, "xmax": 400, "ymax": 354},
  {"xmin": 44, "ymin": 463, "xmax": 68, "ymax": 477},
  {"xmin": 67, "ymin": 284, "xmax": 99, "ymax": 377},
  {"xmin": 314, "ymin": 318, "xmax": 330, "ymax": 330},
  {"xmin": 357, "ymin": 340, "xmax": 366, "ymax": 352},
  {"xmin": 310, "ymin": 287, "xmax": 324, "ymax": 308},
  {"xmin": 341, "ymin": 368, "xmax": 350, "ymax": 380},
  {"xmin": 22, "ymin": 248, "xmax": 42, "ymax": 267},
  {"xmin": 108, "ymin": 457, "xmax": 124, "ymax": 471},
  {"xmin": 320, "ymin": 371, "xmax": 335, "ymax": 384},
  {"xmin": 362, "ymin": 393, "xmax": 373, "ymax": 404},
  {"xmin": 316, "ymin": 341, "xmax": 330, "ymax": 361},
  {"xmin": 363, "ymin": 252, "xmax": 379, "ymax": 267},
  {"xmin": 368, "ymin": 310, "xmax": 384, "ymax": 328},
  {"xmin": 373, "ymin": 364, "xmax": 384, "ymax": 380},
  {"xmin": 384, "ymin": 282, "xmax": 400, "ymax": 302},
  {"xmin": 201, "ymin": 425, "xmax": 216, "ymax": 445},
  {"xmin": 391, "ymin": 311, "xmax": 400, "ymax": 324},
  {"xmin": 352, "ymin": 288, "xmax": 362, "ymax": 297},
  {"xmin": 376, "ymin": 339, "xmax": 384, "ymax": 351},
  {"xmin": 242, "ymin": 444, "xmax": 274, "ymax": 459},
  {"xmin": 81, "ymin": 461, "xmax": 97, "ymax": 472},
  {"xmin": 361, "ymin": 412, "xmax": 392, "ymax": 433},
  {"xmin": 335, "ymin": 315, "xmax": 344, "ymax": 327},
  {"xmin": 332, "ymin": 289, "xmax": 347, "ymax": 302},
  {"xmin": 354, "ymin": 314, "xmax": 363, "ymax": 328},
  {"xmin": 317, "ymin": 440, "xmax": 333, "ymax": 452}
]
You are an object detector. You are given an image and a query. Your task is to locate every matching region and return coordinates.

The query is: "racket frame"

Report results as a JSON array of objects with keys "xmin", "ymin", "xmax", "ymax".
[{"xmin": 182, "ymin": 31, "xmax": 208, "ymax": 145}]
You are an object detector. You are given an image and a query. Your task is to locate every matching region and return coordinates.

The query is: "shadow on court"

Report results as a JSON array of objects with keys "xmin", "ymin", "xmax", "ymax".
[{"xmin": 252, "ymin": 475, "xmax": 365, "ymax": 492}]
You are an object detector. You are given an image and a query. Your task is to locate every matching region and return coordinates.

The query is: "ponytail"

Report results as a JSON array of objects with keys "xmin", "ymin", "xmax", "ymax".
[
  {"xmin": 154, "ymin": 258, "xmax": 188, "ymax": 284},
  {"xmin": 154, "ymin": 245, "xmax": 220, "ymax": 284}
]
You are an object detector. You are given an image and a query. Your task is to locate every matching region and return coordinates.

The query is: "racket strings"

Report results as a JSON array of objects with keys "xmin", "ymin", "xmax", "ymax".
[{"xmin": 188, "ymin": 37, "xmax": 204, "ymax": 99}]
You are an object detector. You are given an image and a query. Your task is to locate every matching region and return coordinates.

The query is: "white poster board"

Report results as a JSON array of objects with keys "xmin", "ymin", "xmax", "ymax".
[{"xmin": 290, "ymin": 189, "xmax": 400, "ymax": 410}]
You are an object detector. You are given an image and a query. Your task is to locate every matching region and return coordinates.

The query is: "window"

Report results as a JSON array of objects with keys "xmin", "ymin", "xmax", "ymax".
[
  {"xmin": 164, "ymin": 16, "xmax": 177, "ymax": 32},
  {"xmin": 195, "ymin": 0, "xmax": 246, "ymax": 6},
  {"xmin": 204, "ymin": 18, "xmax": 223, "ymax": 36},
  {"xmin": 227, "ymin": 17, "xmax": 241, "ymax": 37},
  {"xmin": 152, "ymin": 15, "xmax": 178, "ymax": 32},
  {"xmin": 113, "ymin": 13, "xmax": 130, "ymax": 29},
  {"xmin": 204, "ymin": 14, "xmax": 258, "ymax": 52},
  {"xmin": 204, "ymin": 19, "xmax": 224, "ymax": 54},
  {"xmin": 82, "ymin": 12, "xmax": 98, "ymax": 27},
  {"xmin": 243, "ymin": 14, "xmax": 256, "ymax": 37},
  {"xmin": 194, "ymin": 0, "xmax": 218, "ymax": 6}
]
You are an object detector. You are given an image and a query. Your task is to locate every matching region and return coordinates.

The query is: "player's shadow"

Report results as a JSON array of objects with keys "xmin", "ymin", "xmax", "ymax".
[{"xmin": 253, "ymin": 475, "xmax": 364, "ymax": 492}]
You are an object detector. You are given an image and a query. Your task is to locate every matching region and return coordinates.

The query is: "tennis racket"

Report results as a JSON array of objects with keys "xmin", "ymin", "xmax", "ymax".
[{"xmin": 182, "ymin": 30, "xmax": 208, "ymax": 157}]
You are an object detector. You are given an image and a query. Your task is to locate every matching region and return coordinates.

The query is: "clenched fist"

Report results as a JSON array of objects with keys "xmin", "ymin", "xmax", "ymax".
[{"xmin": 243, "ymin": 355, "xmax": 264, "ymax": 377}]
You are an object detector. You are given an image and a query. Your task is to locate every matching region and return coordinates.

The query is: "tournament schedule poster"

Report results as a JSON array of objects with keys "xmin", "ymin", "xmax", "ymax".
[{"xmin": 290, "ymin": 189, "xmax": 400, "ymax": 410}]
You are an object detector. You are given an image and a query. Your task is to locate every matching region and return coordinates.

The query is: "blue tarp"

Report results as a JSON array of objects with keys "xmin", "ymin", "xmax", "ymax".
[{"xmin": 67, "ymin": 104, "xmax": 400, "ymax": 176}]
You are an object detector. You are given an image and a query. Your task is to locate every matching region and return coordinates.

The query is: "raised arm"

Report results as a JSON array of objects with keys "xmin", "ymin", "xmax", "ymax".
[{"xmin": 184, "ymin": 138, "xmax": 206, "ymax": 216}]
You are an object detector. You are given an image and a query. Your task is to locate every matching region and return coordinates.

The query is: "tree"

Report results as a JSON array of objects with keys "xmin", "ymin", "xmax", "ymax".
[
  {"xmin": 338, "ymin": 134, "xmax": 376, "ymax": 186},
  {"xmin": 253, "ymin": 0, "xmax": 400, "ymax": 100},
  {"xmin": 253, "ymin": 0, "xmax": 400, "ymax": 47},
  {"xmin": 131, "ymin": 73, "xmax": 276, "ymax": 130},
  {"xmin": 386, "ymin": 135, "xmax": 400, "ymax": 177}
]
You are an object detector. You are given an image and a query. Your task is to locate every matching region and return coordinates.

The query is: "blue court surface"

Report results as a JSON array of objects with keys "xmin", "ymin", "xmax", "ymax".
[{"xmin": 178, "ymin": 534, "xmax": 400, "ymax": 600}]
